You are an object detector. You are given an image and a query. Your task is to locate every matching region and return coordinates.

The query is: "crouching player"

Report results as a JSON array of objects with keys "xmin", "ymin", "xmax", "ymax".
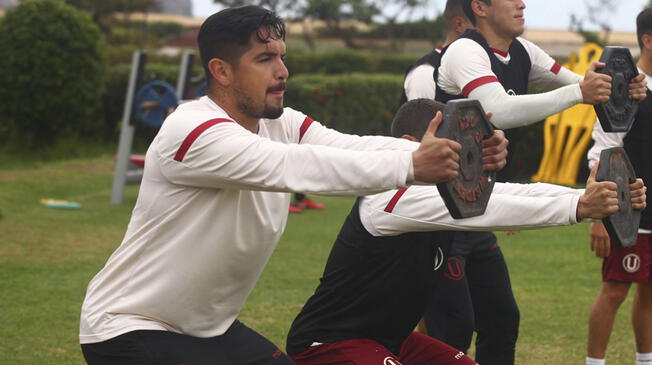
[{"xmin": 285, "ymin": 99, "xmax": 647, "ymax": 365}]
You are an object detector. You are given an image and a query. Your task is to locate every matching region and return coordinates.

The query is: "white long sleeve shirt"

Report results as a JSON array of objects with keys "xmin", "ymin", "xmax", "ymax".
[
  {"xmin": 80, "ymin": 96, "xmax": 420, "ymax": 343},
  {"xmin": 437, "ymin": 37, "xmax": 584, "ymax": 129},
  {"xmin": 360, "ymin": 182, "xmax": 584, "ymax": 236}
]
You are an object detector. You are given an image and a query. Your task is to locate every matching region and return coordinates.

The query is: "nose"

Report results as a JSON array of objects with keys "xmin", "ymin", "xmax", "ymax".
[
  {"xmin": 519, "ymin": 0, "xmax": 526, "ymax": 9},
  {"xmin": 277, "ymin": 59, "xmax": 289, "ymax": 81}
]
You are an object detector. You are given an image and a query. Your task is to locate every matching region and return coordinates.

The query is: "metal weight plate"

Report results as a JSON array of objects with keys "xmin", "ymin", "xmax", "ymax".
[
  {"xmin": 596, "ymin": 147, "xmax": 640, "ymax": 247},
  {"xmin": 435, "ymin": 99, "xmax": 495, "ymax": 219},
  {"xmin": 594, "ymin": 47, "xmax": 639, "ymax": 132},
  {"xmin": 133, "ymin": 81, "xmax": 179, "ymax": 129}
]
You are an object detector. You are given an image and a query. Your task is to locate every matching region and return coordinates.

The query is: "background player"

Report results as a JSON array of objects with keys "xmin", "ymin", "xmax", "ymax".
[
  {"xmin": 585, "ymin": 8, "xmax": 652, "ymax": 365},
  {"xmin": 432, "ymin": 1, "xmax": 647, "ymax": 362}
]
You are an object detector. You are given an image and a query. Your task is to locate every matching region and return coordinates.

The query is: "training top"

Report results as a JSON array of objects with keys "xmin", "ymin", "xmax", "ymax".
[
  {"xmin": 437, "ymin": 30, "xmax": 584, "ymax": 129},
  {"xmin": 79, "ymin": 96, "xmax": 420, "ymax": 344},
  {"xmin": 588, "ymin": 69, "xmax": 652, "ymax": 231},
  {"xmin": 287, "ymin": 181, "xmax": 582, "ymax": 355},
  {"xmin": 399, "ymin": 45, "xmax": 443, "ymax": 105}
]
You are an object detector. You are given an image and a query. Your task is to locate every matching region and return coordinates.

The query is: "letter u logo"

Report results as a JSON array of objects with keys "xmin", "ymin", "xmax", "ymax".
[
  {"xmin": 622, "ymin": 254, "xmax": 641, "ymax": 273},
  {"xmin": 444, "ymin": 257, "xmax": 464, "ymax": 280}
]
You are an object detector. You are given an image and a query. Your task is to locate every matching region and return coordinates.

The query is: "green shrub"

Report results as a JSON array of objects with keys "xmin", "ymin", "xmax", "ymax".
[
  {"xmin": 0, "ymin": 0, "xmax": 107, "ymax": 149},
  {"xmin": 285, "ymin": 49, "xmax": 420, "ymax": 76},
  {"xmin": 147, "ymin": 21, "xmax": 185, "ymax": 40},
  {"xmin": 285, "ymin": 73, "xmax": 404, "ymax": 135}
]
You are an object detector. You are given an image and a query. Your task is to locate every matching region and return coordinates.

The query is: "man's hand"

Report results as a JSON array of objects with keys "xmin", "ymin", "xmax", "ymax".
[
  {"xmin": 576, "ymin": 163, "xmax": 619, "ymax": 220},
  {"xmin": 412, "ymin": 111, "xmax": 462, "ymax": 183},
  {"xmin": 629, "ymin": 73, "xmax": 648, "ymax": 100},
  {"xmin": 482, "ymin": 128, "xmax": 508, "ymax": 172},
  {"xmin": 580, "ymin": 62, "xmax": 613, "ymax": 104},
  {"xmin": 589, "ymin": 221, "xmax": 611, "ymax": 258},
  {"xmin": 630, "ymin": 177, "xmax": 647, "ymax": 210}
]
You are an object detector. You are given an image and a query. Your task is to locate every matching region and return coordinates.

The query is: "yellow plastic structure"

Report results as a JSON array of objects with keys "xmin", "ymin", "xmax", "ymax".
[{"xmin": 531, "ymin": 43, "xmax": 603, "ymax": 186}]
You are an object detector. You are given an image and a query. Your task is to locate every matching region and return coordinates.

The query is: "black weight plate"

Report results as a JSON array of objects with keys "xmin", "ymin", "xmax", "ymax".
[
  {"xmin": 595, "ymin": 47, "xmax": 639, "ymax": 132},
  {"xmin": 435, "ymin": 99, "xmax": 495, "ymax": 219},
  {"xmin": 596, "ymin": 147, "xmax": 640, "ymax": 247}
]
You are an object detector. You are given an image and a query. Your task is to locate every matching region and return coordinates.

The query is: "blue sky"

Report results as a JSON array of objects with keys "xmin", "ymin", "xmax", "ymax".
[{"xmin": 192, "ymin": 0, "xmax": 650, "ymax": 32}]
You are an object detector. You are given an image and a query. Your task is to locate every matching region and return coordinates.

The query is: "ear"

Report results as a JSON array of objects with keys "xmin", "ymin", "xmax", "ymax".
[
  {"xmin": 643, "ymin": 34, "xmax": 652, "ymax": 53},
  {"xmin": 401, "ymin": 134, "xmax": 419, "ymax": 142},
  {"xmin": 471, "ymin": 0, "xmax": 487, "ymax": 18},
  {"xmin": 208, "ymin": 58, "xmax": 233, "ymax": 87}
]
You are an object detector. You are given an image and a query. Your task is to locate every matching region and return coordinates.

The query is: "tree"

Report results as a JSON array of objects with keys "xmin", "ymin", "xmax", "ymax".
[
  {"xmin": 65, "ymin": 0, "xmax": 156, "ymax": 33},
  {"xmin": 212, "ymin": 0, "xmax": 379, "ymax": 49},
  {"xmin": 0, "ymin": 0, "xmax": 108, "ymax": 149},
  {"xmin": 569, "ymin": 0, "xmax": 616, "ymax": 46},
  {"xmin": 371, "ymin": 0, "xmax": 434, "ymax": 52}
]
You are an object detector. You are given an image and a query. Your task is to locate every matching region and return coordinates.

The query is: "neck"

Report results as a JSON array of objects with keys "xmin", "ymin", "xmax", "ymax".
[
  {"xmin": 638, "ymin": 54, "xmax": 652, "ymax": 78},
  {"xmin": 444, "ymin": 32, "xmax": 459, "ymax": 47},
  {"xmin": 208, "ymin": 93, "xmax": 259, "ymax": 134},
  {"xmin": 476, "ymin": 23, "xmax": 513, "ymax": 52}
]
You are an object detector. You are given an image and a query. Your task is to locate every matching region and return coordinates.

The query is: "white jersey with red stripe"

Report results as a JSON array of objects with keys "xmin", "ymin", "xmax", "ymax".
[
  {"xmin": 79, "ymin": 96, "xmax": 418, "ymax": 344},
  {"xmin": 403, "ymin": 46, "xmax": 443, "ymax": 101},
  {"xmin": 359, "ymin": 181, "xmax": 584, "ymax": 237},
  {"xmin": 437, "ymin": 37, "xmax": 585, "ymax": 129}
]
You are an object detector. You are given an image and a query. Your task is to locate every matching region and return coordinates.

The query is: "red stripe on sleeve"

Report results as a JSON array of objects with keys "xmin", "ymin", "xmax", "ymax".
[
  {"xmin": 173, "ymin": 118, "xmax": 234, "ymax": 162},
  {"xmin": 299, "ymin": 116, "xmax": 314, "ymax": 142},
  {"xmin": 384, "ymin": 187, "xmax": 409, "ymax": 213},
  {"xmin": 550, "ymin": 62, "xmax": 562, "ymax": 75},
  {"xmin": 462, "ymin": 76, "xmax": 499, "ymax": 97}
]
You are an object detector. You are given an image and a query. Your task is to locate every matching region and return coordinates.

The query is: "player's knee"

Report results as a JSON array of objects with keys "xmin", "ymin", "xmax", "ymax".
[{"xmin": 602, "ymin": 285, "xmax": 630, "ymax": 306}]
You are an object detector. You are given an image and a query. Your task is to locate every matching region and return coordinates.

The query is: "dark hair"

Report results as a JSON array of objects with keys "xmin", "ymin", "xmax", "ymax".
[
  {"xmin": 462, "ymin": 0, "xmax": 490, "ymax": 26},
  {"xmin": 391, "ymin": 99, "xmax": 446, "ymax": 139},
  {"xmin": 197, "ymin": 6, "xmax": 286, "ymax": 81},
  {"xmin": 637, "ymin": 7, "xmax": 652, "ymax": 50},
  {"xmin": 444, "ymin": 0, "xmax": 468, "ymax": 23}
]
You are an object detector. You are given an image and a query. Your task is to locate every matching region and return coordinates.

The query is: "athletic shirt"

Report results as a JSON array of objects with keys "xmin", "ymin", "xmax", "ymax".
[
  {"xmin": 624, "ymin": 91, "xmax": 652, "ymax": 229},
  {"xmin": 435, "ymin": 30, "xmax": 531, "ymax": 181},
  {"xmin": 286, "ymin": 198, "xmax": 453, "ymax": 355},
  {"xmin": 79, "ymin": 96, "xmax": 419, "ymax": 344},
  {"xmin": 398, "ymin": 47, "xmax": 443, "ymax": 107}
]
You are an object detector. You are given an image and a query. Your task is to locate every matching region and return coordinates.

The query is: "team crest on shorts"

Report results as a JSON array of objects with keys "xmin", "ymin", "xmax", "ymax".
[
  {"xmin": 622, "ymin": 253, "xmax": 641, "ymax": 273},
  {"xmin": 383, "ymin": 356, "xmax": 402, "ymax": 365}
]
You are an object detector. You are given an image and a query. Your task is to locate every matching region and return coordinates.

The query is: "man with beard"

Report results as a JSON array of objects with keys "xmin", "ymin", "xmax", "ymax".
[{"xmin": 78, "ymin": 6, "xmax": 510, "ymax": 365}]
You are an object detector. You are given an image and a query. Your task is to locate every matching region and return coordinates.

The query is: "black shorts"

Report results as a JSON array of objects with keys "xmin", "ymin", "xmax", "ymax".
[{"xmin": 81, "ymin": 320, "xmax": 294, "ymax": 365}]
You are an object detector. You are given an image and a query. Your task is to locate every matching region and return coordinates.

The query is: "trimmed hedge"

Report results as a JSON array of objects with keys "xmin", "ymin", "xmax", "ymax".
[
  {"xmin": 285, "ymin": 73, "xmax": 404, "ymax": 136},
  {"xmin": 285, "ymin": 49, "xmax": 417, "ymax": 76},
  {"xmin": 0, "ymin": 0, "xmax": 107, "ymax": 148}
]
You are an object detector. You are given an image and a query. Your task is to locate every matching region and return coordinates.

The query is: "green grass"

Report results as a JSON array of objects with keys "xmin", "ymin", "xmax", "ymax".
[{"xmin": 0, "ymin": 156, "xmax": 640, "ymax": 364}]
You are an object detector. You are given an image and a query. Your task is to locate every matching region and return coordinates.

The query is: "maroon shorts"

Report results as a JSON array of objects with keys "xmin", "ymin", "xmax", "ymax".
[
  {"xmin": 603, "ymin": 234, "xmax": 652, "ymax": 283},
  {"xmin": 289, "ymin": 331, "xmax": 477, "ymax": 365}
]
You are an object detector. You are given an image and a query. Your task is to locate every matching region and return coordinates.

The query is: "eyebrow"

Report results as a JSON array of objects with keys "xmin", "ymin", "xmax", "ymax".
[{"xmin": 254, "ymin": 51, "xmax": 282, "ymax": 60}]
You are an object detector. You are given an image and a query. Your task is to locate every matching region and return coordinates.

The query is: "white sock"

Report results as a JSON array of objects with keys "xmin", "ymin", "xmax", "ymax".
[
  {"xmin": 637, "ymin": 352, "xmax": 652, "ymax": 365},
  {"xmin": 586, "ymin": 357, "xmax": 605, "ymax": 365}
]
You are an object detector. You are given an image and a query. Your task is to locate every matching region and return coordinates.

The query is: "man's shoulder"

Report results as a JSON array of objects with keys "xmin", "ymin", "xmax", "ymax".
[
  {"xmin": 446, "ymin": 37, "xmax": 485, "ymax": 53},
  {"xmin": 161, "ymin": 98, "xmax": 233, "ymax": 135}
]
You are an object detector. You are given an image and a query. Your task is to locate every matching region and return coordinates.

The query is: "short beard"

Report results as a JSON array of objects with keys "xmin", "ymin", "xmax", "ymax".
[
  {"xmin": 262, "ymin": 104, "xmax": 284, "ymax": 119},
  {"xmin": 234, "ymin": 86, "xmax": 284, "ymax": 120}
]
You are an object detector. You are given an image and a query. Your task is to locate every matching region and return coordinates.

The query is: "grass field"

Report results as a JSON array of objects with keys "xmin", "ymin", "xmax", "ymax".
[{"xmin": 0, "ymin": 155, "xmax": 641, "ymax": 364}]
